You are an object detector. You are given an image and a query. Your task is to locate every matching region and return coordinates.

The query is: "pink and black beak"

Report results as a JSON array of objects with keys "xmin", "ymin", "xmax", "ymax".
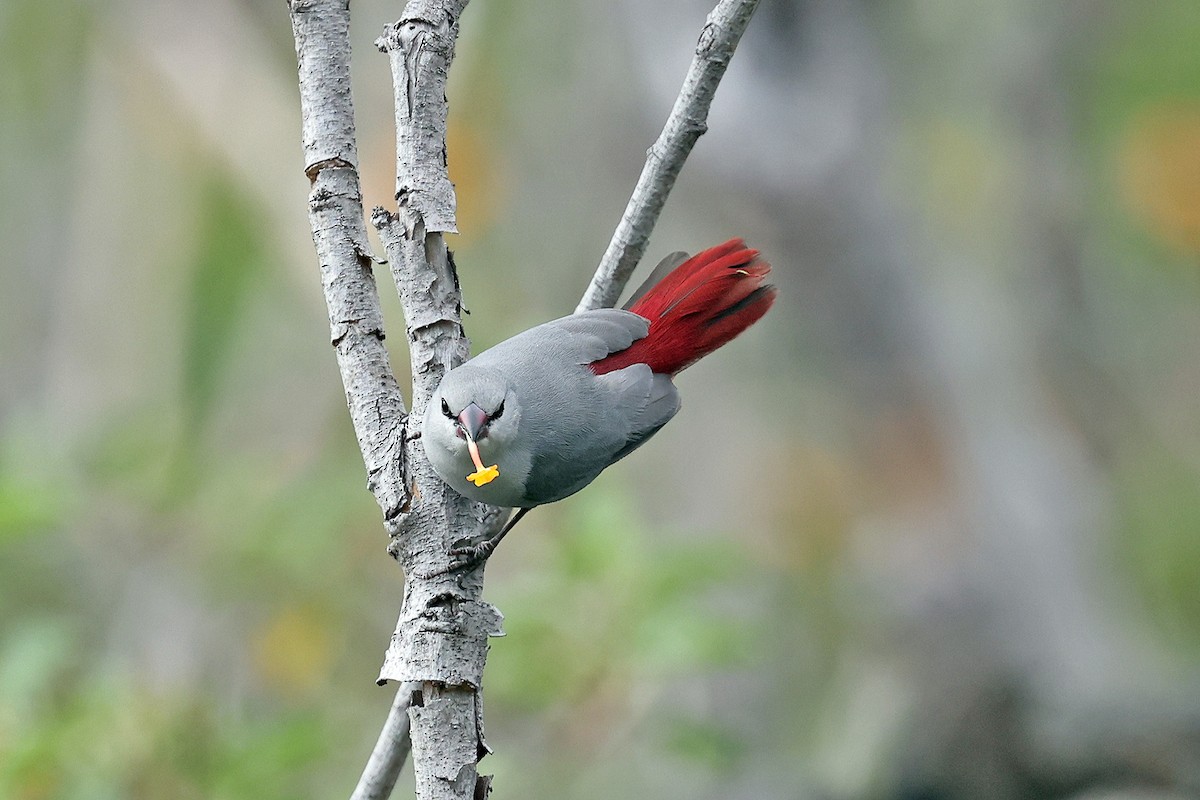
[{"xmin": 456, "ymin": 402, "xmax": 489, "ymax": 442}]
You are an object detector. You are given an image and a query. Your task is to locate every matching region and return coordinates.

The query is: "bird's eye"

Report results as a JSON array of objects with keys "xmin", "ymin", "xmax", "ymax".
[
  {"xmin": 441, "ymin": 398, "xmax": 453, "ymax": 418},
  {"xmin": 492, "ymin": 400, "xmax": 504, "ymax": 420}
]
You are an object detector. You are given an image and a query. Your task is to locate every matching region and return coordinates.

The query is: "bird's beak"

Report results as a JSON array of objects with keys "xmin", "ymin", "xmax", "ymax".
[
  {"xmin": 456, "ymin": 402, "xmax": 500, "ymax": 487},
  {"xmin": 456, "ymin": 402, "xmax": 489, "ymax": 442}
]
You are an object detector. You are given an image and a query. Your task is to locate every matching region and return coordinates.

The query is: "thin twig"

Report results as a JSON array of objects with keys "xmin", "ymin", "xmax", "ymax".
[
  {"xmin": 576, "ymin": 0, "xmax": 761, "ymax": 312},
  {"xmin": 350, "ymin": 683, "xmax": 421, "ymax": 800}
]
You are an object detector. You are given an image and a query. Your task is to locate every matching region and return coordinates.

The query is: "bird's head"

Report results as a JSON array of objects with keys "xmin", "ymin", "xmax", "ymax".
[{"xmin": 424, "ymin": 365, "xmax": 520, "ymax": 487}]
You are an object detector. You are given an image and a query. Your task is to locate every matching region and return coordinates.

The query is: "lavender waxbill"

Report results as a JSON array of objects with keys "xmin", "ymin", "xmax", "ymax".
[{"xmin": 423, "ymin": 239, "xmax": 776, "ymax": 568}]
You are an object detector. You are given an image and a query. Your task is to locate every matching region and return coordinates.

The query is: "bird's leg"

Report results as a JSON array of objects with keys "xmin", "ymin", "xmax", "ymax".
[{"xmin": 448, "ymin": 507, "xmax": 532, "ymax": 571}]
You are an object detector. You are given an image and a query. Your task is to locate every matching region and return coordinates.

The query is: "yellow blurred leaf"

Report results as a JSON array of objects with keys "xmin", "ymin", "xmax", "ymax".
[
  {"xmin": 447, "ymin": 117, "xmax": 505, "ymax": 239},
  {"xmin": 252, "ymin": 607, "xmax": 332, "ymax": 695},
  {"xmin": 1121, "ymin": 104, "xmax": 1200, "ymax": 253},
  {"xmin": 765, "ymin": 443, "xmax": 856, "ymax": 572}
]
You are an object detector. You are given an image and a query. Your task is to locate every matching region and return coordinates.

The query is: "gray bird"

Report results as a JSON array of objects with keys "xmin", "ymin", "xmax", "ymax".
[{"xmin": 422, "ymin": 239, "xmax": 776, "ymax": 567}]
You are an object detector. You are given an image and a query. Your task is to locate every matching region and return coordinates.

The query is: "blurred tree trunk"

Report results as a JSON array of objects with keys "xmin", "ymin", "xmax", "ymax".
[{"xmin": 619, "ymin": 1, "xmax": 1198, "ymax": 797}]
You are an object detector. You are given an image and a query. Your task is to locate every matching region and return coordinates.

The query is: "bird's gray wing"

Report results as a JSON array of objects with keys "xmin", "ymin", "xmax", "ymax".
[
  {"xmin": 605, "ymin": 370, "xmax": 679, "ymax": 462},
  {"xmin": 521, "ymin": 363, "xmax": 679, "ymax": 503},
  {"xmin": 539, "ymin": 309, "xmax": 649, "ymax": 364}
]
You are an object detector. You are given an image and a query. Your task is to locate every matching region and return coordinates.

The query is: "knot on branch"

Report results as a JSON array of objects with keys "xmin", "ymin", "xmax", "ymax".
[
  {"xmin": 304, "ymin": 156, "xmax": 355, "ymax": 183},
  {"xmin": 330, "ymin": 318, "xmax": 385, "ymax": 347},
  {"xmin": 696, "ymin": 22, "xmax": 732, "ymax": 63},
  {"xmin": 394, "ymin": 180, "xmax": 458, "ymax": 236},
  {"xmin": 376, "ymin": 10, "xmax": 457, "ymax": 57},
  {"xmin": 371, "ymin": 205, "xmax": 398, "ymax": 230}
]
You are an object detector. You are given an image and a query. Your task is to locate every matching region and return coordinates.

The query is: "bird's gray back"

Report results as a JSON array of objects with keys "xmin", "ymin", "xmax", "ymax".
[
  {"xmin": 471, "ymin": 309, "xmax": 648, "ymax": 370},
  {"xmin": 470, "ymin": 310, "xmax": 677, "ymax": 505}
]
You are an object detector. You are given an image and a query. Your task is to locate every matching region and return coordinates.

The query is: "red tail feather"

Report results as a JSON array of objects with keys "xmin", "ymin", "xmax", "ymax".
[{"xmin": 591, "ymin": 239, "xmax": 776, "ymax": 376}]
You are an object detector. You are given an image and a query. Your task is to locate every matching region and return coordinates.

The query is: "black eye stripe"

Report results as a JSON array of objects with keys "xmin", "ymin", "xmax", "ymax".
[
  {"xmin": 492, "ymin": 400, "xmax": 504, "ymax": 420},
  {"xmin": 441, "ymin": 398, "xmax": 453, "ymax": 418}
]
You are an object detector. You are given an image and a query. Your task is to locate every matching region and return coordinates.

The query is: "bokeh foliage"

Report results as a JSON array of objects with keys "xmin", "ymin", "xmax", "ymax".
[{"xmin": 3, "ymin": 0, "xmax": 1200, "ymax": 798}]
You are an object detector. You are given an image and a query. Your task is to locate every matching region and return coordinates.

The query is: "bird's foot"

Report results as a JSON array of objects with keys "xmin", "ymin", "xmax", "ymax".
[
  {"xmin": 443, "ymin": 508, "xmax": 530, "ymax": 573},
  {"xmin": 447, "ymin": 539, "xmax": 496, "ymax": 572}
]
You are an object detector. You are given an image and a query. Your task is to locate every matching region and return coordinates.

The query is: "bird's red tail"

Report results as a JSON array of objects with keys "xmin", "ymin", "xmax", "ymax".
[{"xmin": 591, "ymin": 239, "xmax": 776, "ymax": 376}]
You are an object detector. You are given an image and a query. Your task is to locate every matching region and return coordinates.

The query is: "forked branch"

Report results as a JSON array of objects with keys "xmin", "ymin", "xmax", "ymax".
[{"xmin": 291, "ymin": 0, "xmax": 759, "ymax": 797}]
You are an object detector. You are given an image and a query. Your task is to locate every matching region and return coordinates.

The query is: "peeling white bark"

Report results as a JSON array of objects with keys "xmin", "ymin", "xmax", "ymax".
[
  {"xmin": 380, "ymin": 2, "xmax": 463, "ymax": 236},
  {"xmin": 373, "ymin": 3, "xmax": 505, "ymax": 799}
]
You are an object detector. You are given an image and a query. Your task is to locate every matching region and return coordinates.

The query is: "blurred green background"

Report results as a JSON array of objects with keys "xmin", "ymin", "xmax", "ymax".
[{"xmin": 3, "ymin": 0, "xmax": 1200, "ymax": 798}]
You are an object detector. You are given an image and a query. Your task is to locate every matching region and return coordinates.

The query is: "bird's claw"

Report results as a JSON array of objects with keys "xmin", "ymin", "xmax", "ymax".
[{"xmin": 447, "ymin": 540, "xmax": 495, "ymax": 572}]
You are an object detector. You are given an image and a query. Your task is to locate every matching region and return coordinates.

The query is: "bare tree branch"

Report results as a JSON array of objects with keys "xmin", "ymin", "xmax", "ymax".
[
  {"xmin": 288, "ymin": 2, "xmax": 420, "ymax": 796},
  {"xmin": 350, "ymin": 682, "xmax": 420, "ymax": 800},
  {"xmin": 288, "ymin": 0, "xmax": 410, "ymax": 522},
  {"xmin": 372, "ymin": 3, "xmax": 504, "ymax": 799},
  {"xmin": 576, "ymin": 0, "xmax": 761, "ymax": 313}
]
